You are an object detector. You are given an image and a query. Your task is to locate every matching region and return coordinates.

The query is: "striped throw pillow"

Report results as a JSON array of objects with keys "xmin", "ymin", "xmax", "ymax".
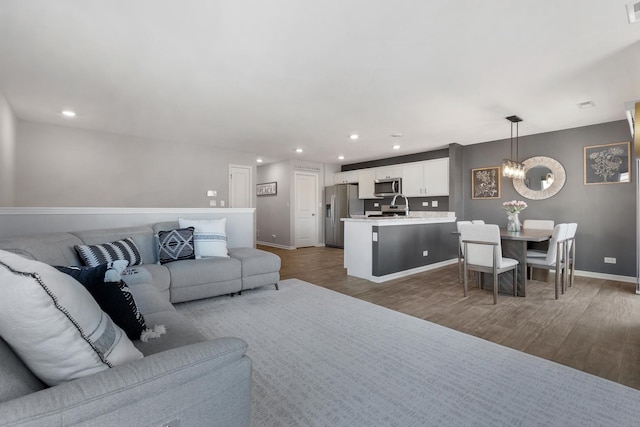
[
  {"xmin": 178, "ymin": 218, "xmax": 228, "ymax": 258},
  {"xmin": 75, "ymin": 238, "xmax": 143, "ymax": 267}
]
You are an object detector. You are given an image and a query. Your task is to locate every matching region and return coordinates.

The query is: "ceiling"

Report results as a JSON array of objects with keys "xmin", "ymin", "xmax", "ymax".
[{"xmin": 0, "ymin": 0, "xmax": 639, "ymax": 165}]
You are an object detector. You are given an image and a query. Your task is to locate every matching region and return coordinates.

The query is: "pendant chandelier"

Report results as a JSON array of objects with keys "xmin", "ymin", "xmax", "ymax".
[{"xmin": 502, "ymin": 115, "xmax": 525, "ymax": 179}]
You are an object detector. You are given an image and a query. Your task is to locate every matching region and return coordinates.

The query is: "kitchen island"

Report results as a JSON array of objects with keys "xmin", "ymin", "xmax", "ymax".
[{"xmin": 342, "ymin": 215, "xmax": 457, "ymax": 283}]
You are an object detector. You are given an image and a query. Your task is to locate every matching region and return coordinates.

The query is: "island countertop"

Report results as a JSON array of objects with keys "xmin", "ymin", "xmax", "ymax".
[{"xmin": 342, "ymin": 217, "xmax": 456, "ymax": 226}]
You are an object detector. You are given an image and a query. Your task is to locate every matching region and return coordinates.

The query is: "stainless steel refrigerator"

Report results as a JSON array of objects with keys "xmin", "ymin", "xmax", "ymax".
[{"xmin": 325, "ymin": 184, "xmax": 364, "ymax": 248}]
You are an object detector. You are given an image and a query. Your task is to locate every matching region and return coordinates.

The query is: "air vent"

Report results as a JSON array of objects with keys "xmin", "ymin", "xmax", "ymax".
[{"xmin": 627, "ymin": 1, "xmax": 640, "ymax": 23}]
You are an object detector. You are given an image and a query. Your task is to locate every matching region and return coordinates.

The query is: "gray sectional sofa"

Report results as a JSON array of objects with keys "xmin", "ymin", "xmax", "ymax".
[{"xmin": 0, "ymin": 222, "xmax": 281, "ymax": 426}]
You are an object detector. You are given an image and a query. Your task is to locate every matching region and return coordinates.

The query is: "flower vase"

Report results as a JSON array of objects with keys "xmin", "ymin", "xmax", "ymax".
[{"xmin": 507, "ymin": 212, "xmax": 521, "ymax": 232}]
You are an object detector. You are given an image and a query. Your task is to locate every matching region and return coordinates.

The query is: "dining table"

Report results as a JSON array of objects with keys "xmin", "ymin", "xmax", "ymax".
[{"xmin": 490, "ymin": 227, "xmax": 553, "ymax": 297}]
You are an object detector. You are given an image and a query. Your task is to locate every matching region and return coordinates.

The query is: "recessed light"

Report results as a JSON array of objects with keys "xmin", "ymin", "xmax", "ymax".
[
  {"xmin": 392, "ymin": 145, "xmax": 401, "ymax": 150},
  {"xmin": 349, "ymin": 134, "xmax": 359, "ymax": 140},
  {"xmin": 257, "ymin": 158, "xmax": 263, "ymax": 163},
  {"xmin": 338, "ymin": 155, "xmax": 345, "ymax": 160},
  {"xmin": 295, "ymin": 148, "xmax": 303, "ymax": 153},
  {"xmin": 61, "ymin": 110, "xmax": 76, "ymax": 117},
  {"xmin": 577, "ymin": 101, "xmax": 595, "ymax": 109}
]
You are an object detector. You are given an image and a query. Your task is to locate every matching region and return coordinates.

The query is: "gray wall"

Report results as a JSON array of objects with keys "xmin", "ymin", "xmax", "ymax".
[
  {"xmin": 0, "ymin": 91, "xmax": 16, "ymax": 206},
  {"xmin": 256, "ymin": 160, "xmax": 293, "ymax": 247},
  {"xmin": 462, "ymin": 120, "xmax": 634, "ymax": 277},
  {"xmin": 14, "ymin": 121, "xmax": 256, "ymax": 207}
]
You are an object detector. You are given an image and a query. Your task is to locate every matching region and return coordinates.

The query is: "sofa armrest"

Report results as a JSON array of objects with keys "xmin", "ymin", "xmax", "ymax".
[{"xmin": 0, "ymin": 337, "xmax": 252, "ymax": 427}]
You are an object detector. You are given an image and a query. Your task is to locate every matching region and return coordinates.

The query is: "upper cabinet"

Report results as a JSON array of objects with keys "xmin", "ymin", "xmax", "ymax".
[
  {"xmin": 402, "ymin": 158, "xmax": 449, "ymax": 197},
  {"xmin": 375, "ymin": 166, "xmax": 403, "ymax": 180},
  {"xmin": 357, "ymin": 169, "xmax": 381, "ymax": 199},
  {"xmin": 333, "ymin": 171, "xmax": 358, "ymax": 185}
]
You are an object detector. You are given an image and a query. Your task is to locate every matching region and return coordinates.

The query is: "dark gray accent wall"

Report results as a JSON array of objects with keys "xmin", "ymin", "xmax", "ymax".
[
  {"xmin": 372, "ymin": 222, "xmax": 457, "ymax": 276},
  {"xmin": 463, "ymin": 120, "xmax": 634, "ymax": 276}
]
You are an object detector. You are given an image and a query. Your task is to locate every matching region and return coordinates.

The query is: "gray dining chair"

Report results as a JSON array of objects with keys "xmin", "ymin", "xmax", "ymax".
[
  {"xmin": 456, "ymin": 221, "xmax": 472, "ymax": 283},
  {"xmin": 526, "ymin": 223, "xmax": 569, "ymax": 299},
  {"xmin": 459, "ymin": 223, "xmax": 518, "ymax": 304}
]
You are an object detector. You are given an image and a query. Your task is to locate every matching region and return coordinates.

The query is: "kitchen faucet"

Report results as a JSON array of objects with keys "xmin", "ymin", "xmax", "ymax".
[{"xmin": 390, "ymin": 194, "xmax": 409, "ymax": 216}]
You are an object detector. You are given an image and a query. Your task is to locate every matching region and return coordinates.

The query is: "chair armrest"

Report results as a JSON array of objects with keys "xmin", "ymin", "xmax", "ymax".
[{"xmin": 0, "ymin": 337, "xmax": 252, "ymax": 427}]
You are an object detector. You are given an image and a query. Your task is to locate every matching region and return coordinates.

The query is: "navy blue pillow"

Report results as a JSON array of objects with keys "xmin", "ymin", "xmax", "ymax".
[{"xmin": 55, "ymin": 264, "xmax": 146, "ymax": 340}]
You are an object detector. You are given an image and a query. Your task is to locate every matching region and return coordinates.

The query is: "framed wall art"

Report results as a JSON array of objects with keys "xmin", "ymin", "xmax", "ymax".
[
  {"xmin": 584, "ymin": 141, "xmax": 630, "ymax": 185},
  {"xmin": 472, "ymin": 166, "xmax": 501, "ymax": 199},
  {"xmin": 256, "ymin": 182, "xmax": 277, "ymax": 196}
]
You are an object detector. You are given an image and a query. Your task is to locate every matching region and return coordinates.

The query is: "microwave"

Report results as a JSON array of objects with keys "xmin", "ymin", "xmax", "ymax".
[{"xmin": 374, "ymin": 178, "xmax": 402, "ymax": 197}]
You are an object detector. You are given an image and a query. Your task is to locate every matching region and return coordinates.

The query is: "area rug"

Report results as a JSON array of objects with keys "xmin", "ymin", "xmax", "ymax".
[{"xmin": 176, "ymin": 279, "xmax": 640, "ymax": 426}]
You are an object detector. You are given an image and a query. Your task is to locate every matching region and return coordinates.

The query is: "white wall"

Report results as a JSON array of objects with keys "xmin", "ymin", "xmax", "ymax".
[
  {"xmin": 15, "ymin": 121, "xmax": 256, "ymax": 207},
  {"xmin": 0, "ymin": 91, "xmax": 16, "ymax": 206}
]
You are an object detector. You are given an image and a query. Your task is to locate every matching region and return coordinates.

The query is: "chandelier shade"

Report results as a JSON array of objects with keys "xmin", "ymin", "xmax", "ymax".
[{"xmin": 502, "ymin": 115, "xmax": 525, "ymax": 179}]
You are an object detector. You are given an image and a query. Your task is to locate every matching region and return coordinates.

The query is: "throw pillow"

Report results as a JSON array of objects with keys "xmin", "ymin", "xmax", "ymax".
[
  {"xmin": 0, "ymin": 249, "xmax": 143, "ymax": 386},
  {"xmin": 157, "ymin": 227, "xmax": 196, "ymax": 264},
  {"xmin": 75, "ymin": 237, "xmax": 143, "ymax": 267},
  {"xmin": 55, "ymin": 262, "xmax": 147, "ymax": 340},
  {"xmin": 178, "ymin": 218, "xmax": 228, "ymax": 258}
]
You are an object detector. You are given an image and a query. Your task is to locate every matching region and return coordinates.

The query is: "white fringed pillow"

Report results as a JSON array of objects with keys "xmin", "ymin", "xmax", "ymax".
[
  {"xmin": 178, "ymin": 218, "xmax": 229, "ymax": 258},
  {"xmin": 0, "ymin": 250, "xmax": 143, "ymax": 386}
]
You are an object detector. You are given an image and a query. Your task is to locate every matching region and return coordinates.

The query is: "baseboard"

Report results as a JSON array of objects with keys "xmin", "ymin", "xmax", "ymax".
[
  {"xmin": 574, "ymin": 269, "xmax": 636, "ymax": 283},
  {"xmin": 257, "ymin": 241, "xmax": 296, "ymax": 250}
]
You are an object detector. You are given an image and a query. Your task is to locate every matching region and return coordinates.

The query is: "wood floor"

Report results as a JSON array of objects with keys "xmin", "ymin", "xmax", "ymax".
[{"xmin": 259, "ymin": 245, "xmax": 640, "ymax": 391}]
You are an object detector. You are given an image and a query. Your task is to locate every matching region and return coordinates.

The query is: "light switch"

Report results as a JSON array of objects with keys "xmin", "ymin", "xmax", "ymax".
[
  {"xmin": 422, "ymin": 201, "xmax": 429, "ymax": 207},
  {"xmin": 432, "ymin": 201, "xmax": 438, "ymax": 207},
  {"xmin": 207, "ymin": 190, "xmax": 217, "ymax": 197},
  {"xmin": 210, "ymin": 200, "xmax": 217, "ymax": 207},
  {"xmin": 374, "ymin": 202, "xmax": 380, "ymax": 207}
]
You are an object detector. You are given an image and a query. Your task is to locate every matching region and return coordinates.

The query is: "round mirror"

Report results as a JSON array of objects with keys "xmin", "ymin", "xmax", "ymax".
[{"xmin": 513, "ymin": 156, "xmax": 566, "ymax": 200}]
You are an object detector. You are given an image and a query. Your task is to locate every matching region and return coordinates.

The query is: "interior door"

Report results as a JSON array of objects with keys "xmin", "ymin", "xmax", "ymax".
[
  {"xmin": 229, "ymin": 165, "xmax": 252, "ymax": 208},
  {"xmin": 295, "ymin": 172, "xmax": 318, "ymax": 248}
]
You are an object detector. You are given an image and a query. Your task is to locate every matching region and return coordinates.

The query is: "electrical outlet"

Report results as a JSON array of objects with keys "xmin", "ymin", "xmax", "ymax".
[
  {"xmin": 209, "ymin": 200, "xmax": 217, "ymax": 207},
  {"xmin": 604, "ymin": 257, "xmax": 616, "ymax": 264},
  {"xmin": 432, "ymin": 200, "xmax": 438, "ymax": 207},
  {"xmin": 374, "ymin": 202, "xmax": 380, "ymax": 207},
  {"xmin": 422, "ymin": 250, "xmax": 429, "ymax": 256},
  {"xmin": 221, "ymin": 200, "xmax": 225, "ymax": 207},
  {"xmin": 372, "ymin": 232, "xmax": 378, "ymax": 242},
  {"xmin": 422, "ymin": 201, "xmax": 429, "ymax": 207}
]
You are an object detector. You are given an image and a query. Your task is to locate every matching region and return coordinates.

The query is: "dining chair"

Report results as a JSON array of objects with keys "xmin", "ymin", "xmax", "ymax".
[
  {"xmin": 564, "ymin": 223, "xmax": 578, "ymax": 290},
  {"xmin": 456, "ymin": 221, "xmax": 472, "ymax": 283},
  {"xmin": 522, "ymin": 219, "xmax": 554, "ymax": 230},
  {"xmin": 459, "ymin": 223, "xmax": 518, "ymax": 304},
  {"xmin": 525, "ymin": 223, "xmax": 569, "ymax": 299}
]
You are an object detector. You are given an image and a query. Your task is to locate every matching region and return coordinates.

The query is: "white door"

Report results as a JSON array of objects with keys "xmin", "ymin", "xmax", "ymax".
[
  {"xmin": 229, "ymin": 165, "xmax": 252, "ymax": 208},
  {"xmin": 294, "ymin": 172, "xmax": 318, "ymax": 248}
]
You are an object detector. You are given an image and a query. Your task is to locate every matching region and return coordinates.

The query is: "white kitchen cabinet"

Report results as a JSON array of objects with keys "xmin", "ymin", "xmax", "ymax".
[
  {"xmin": 375, "ymin": 166, "xmax": 403, "ymax": 180},
  {"xmin": 333, "ymin": 171, "xmax": 359, "ymax": 184},
  {"xmin": 357, "ymin": 169, "xmax": 380, "ymax": 199},
  {"xmin": 402, "ymin": 158, "xmax": 449, "ymax": 197}
]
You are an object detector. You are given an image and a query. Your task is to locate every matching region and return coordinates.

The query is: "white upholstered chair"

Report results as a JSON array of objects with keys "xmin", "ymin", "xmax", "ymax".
[
  {"xmin": 456, "ymin": 221, "xmax": 472, "ymax": 282},
  {"xmin": 471, "ymin": 220, "xmax": 485, "ymax": 224},
  {"xmin": 522, "ymin": 219, "xmax": 554, "ymax": 230},
  {"xmin": 459, "ymin": 223, "xmax": 518, "ymax": 304},
  {"xmin": 526, "ymin": 223, "xmax": 569, "ymax": 299},
  {"xmin": 564, "ymin": 223, "xmax": 578, "ymax": 290}
]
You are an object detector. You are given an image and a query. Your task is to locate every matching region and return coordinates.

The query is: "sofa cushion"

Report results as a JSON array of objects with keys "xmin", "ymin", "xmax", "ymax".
[
  {"xmin": 157, "ymin": 227, "xmax": 196, "ymax": 264},
  {"xmin": 0, "ymin": 233, "xmax": 85, "ymax": 266},
  {"xmin": 179, "ymin": 218, "xmax": 228, "ymax": 258},
  {"xmin": 0, "ymin": 250, "xmax": 143, "ymax": 386},
  {"xmin": 55, "ymin": 263, "xmax": 147, "ymax": 340},
  {"xmin": 75, "ymin": 237, "xmax": 143, "ymax": 267},
  {"xmin": 228, "ymin": 247, "xmax": 281, "ymax": 277},
  {"xmin": 0, "ymin": 337, "xmax": 46, "ymax": 403},
  {"xmin": 165, "ymin": 257, "xmax": 241, "ymax": 287}
]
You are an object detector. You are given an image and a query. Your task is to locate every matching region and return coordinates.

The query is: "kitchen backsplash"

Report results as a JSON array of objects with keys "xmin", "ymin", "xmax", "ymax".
[{"xmin": 364, "ymin": 196, "xmax": 449, "ymax": 212}]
